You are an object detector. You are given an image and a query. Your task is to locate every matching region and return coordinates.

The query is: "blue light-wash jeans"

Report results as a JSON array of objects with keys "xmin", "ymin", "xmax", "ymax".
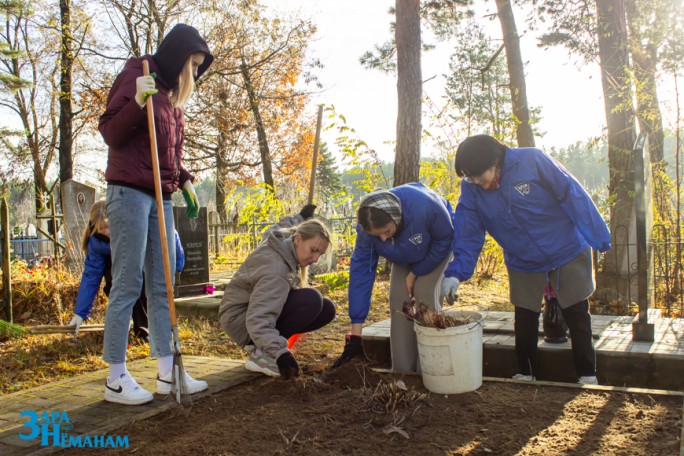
[{"xmin": 103, "ymin": 185, "xmax": 175, "ymax": 364}]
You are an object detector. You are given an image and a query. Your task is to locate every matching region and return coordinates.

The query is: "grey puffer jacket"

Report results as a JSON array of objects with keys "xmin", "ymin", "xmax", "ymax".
[{"xmin": 218, "ymin": 231, "xmax": 300, "ymax": 360}]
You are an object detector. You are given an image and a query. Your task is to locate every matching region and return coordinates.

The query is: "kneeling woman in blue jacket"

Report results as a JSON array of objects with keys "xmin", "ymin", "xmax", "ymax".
[
  {"xmin": 444, "ymin": 135, "xmax": 610, "ymax": 384},
  {"xmin": 333, "ymin": 183, "xmax": 455, "ymax": 373}
]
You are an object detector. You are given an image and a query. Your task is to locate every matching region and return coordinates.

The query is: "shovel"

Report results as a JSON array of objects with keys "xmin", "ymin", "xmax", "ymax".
[{"xmin": 142, "ymin": 60, "xmax": 190, "ymax": 406}]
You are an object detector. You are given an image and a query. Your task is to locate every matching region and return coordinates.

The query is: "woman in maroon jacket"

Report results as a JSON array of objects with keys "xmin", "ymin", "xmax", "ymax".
[{"xmin": 98, "ymin": 24, "xmax": 213, "ymax": 405}]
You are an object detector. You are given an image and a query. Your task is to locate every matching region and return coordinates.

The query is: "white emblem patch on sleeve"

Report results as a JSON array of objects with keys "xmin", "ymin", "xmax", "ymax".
[{"xmin": 515, "ymin": 182, "xmax": 530, "ymax": 196}]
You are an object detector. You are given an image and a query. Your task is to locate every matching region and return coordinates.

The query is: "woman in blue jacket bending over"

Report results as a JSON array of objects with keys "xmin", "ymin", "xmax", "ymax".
[
  {"xmin": 443, "ymin": 135, "xmax": 610, "ymax": 384},
  {"xmin": 69, "ymin": 200, "xmax": 185, "ymax": 344},
  {"xmin": 333, "ymin": 182, "xmax": 455, "ymax": 373}
]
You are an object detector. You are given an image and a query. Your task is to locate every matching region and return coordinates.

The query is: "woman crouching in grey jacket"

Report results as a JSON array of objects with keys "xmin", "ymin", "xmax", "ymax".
[{"xmin": 218, "ymin": 219, "xmax": 335, "ymax": 379}]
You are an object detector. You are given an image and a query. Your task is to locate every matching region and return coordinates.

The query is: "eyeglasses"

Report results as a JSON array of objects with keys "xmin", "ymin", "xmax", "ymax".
[{"xmin": 463, "ymin": 165, "xmax": 496, "ymax": 184}]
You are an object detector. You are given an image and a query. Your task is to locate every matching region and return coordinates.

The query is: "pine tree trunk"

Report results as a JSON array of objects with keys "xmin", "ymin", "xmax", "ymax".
[
  {"xmin": 495, "ymin": 0, "xmax": 535, "ymax": 147},
  {"xmin": 59, "ymin": 0, "xmax": 74, "ymax": 184},
  {"xmin": 596, "ymin": 0, "xmax": 637, "ymax": 289},
  {"xmin": 394, "ymin": 0, "xmax": 421, "ymax": 186}
]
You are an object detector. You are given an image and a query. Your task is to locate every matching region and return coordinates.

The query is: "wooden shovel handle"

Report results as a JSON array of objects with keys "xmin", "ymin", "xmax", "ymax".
[{"xmin": 142, "ymin": 60, "xmax": 178, "ymax": 327}]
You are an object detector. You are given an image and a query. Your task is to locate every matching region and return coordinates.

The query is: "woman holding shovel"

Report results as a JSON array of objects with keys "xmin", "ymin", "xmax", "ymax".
[
  {"xmin": 219, "ymin": 219, "xmax": 335, "ymax": 379},
  {"xmin": 333, "ymin": 183, "xmax": 456, "ymax": 373},
  {"xmin": 445, "ymin": 134, "xmax": 610, "ymax": 384},
  {"xmin": 98, "ymin": 24, "xmax": 213, "ymax": 405}
]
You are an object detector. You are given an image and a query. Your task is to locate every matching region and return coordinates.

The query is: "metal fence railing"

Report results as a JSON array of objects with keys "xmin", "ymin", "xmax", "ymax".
[
  {"xmin": 209, "ymin": 216, "xmax": 357, "ymax": 271},
  {"xmin": 600, "ymin": 223, "xmax": 683, "ymax": 317},
  {"xmin": 0, "ymin": 237, "xmax": 63, "ymax": 264}
]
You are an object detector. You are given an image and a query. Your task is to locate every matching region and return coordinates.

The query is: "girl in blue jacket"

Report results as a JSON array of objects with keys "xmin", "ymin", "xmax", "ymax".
[
  {"xmin": 444, "ymin": 135, "xmax": 611, "ymax": 384},
  {"xmin": 69, "ymin": 200, "xmax": 185, "ymax": 343},
  {"xmin": 333, "ymin": 182, "xmax": 455, "ymax": 373}
]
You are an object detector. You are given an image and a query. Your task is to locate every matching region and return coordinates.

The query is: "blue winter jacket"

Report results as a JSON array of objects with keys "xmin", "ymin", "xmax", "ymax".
[
  {"xmin": 348, "ymin": 182, "xmax": 455, "ymax": 324},
  {"xmin": 444, "ymin": 147, "xmax": 611, "ymax": 281},
  {"xmin": 74, "ymin": 231, "xmax": 186, "ymax": 319}
]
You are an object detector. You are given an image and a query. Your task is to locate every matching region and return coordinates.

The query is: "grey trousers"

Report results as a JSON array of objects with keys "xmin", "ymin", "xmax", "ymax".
[
  {"xmin": 388, "ymin": 255, "xmax": 452, "ymax": 373},
  {"xmin": 508, "ymin": 247, "xmax": 595, "ymax": 312}
]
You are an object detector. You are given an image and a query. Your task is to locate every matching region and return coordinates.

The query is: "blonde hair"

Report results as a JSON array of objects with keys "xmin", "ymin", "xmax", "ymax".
[
  {"xmin": 292, "ymin": 219, "xmax": 332, "ymax": 287},
  {"xmin": 169, "ymin": 55, "xmax": 196, "ymax": 108},
  {"xmin": 81, "ymin": 199, "xmax": 107, "ymax": 251}
]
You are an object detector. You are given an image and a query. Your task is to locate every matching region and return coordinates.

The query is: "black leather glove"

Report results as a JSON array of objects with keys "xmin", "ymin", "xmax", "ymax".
[
  {"xmin": 276, "ymin": 352, "xmax": 299, "ymax": 380},
  {"xmin": 332, "ymin": 334, "xmax": 367, "ymax": 368},
  {"xmin": 299, "ymin": 204, "xmax": 317, "ymax": 220}
]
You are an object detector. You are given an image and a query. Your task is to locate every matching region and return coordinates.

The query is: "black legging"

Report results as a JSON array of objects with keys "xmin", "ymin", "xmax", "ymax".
[
  {"xmin": 515, "ymin": 300, "xmax": 596, "ymax": 377},
  {"xmin": 275, "ymin": 288, "xmax": 335, "ymax": 339}
]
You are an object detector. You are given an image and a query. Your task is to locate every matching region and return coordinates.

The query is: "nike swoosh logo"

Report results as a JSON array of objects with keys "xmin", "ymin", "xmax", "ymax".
[{"xmin": 106, "ymin": 384, "xmax": 123, "ymax": 393}]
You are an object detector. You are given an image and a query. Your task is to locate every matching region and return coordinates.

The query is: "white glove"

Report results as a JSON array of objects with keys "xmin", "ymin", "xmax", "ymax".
[
  {"xmin": 134, "ymin": 75, "xmax": 158, "ymax": 107},
  {"xmin": 68, "ymin": 315, "xmax": 83, "ymax": 336},
  {"xmin": 440, "ymin": 277, "xmax": 460, "ymax": 305}
]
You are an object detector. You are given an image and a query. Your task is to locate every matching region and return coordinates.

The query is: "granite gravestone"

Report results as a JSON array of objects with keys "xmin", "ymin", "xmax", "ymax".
[
  {"xmin": 174, "ymin": 207, "xmax": 211, "ymax": 297},
  {"xmin": 60, "ymin": 180, "xmax": 96, "ymax": 270}
]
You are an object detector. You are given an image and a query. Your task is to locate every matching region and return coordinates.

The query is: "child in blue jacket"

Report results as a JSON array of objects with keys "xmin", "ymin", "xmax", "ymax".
[
  {"xmin": 333, "ymin": 182, "xmax": 455, "ymax": 373},
  {"xmin": 444, "ymin": 135, "xmax": 610, "ymax": 384},
  {"xmin": 69, "ymin": 200, "xmax": 185, "ymax": 342}
]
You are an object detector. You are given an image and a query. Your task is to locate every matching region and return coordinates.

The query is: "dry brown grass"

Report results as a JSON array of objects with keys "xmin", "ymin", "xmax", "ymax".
[{"xmin": 0, "ymin": 264, "xmax": 510, "ymax": 396}]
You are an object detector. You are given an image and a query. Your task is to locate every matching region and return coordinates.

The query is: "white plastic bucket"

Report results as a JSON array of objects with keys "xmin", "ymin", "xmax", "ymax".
[{"xmin": 414, "ymin": 311, "xmax": 484, "ymax": 394}]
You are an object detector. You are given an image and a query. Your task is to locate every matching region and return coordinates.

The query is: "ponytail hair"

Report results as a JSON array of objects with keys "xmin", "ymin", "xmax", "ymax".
[{"xmin": 81, "ymin": 199, "xmax": 107, "ymax": 251}]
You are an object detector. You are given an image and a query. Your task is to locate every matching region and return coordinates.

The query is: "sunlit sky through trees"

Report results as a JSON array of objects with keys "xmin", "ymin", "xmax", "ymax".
[{"xmin": 275, "ymin": 0, "xmax": 681, "ymax": 162}]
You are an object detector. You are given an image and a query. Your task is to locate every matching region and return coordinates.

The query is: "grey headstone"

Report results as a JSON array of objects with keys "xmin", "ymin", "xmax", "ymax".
[
  {"xmin": 60, "ymin": 180, "xmax": 96, "ymax": 270},
  {"xmin": 174, "ymin": 207, "xmax": 210, "ymax": 297}
]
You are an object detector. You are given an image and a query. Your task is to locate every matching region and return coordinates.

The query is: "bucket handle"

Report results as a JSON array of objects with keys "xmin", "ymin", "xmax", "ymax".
[{"xmin": 450, "ymin": 302, "xmax": 489, "ymax": 331}]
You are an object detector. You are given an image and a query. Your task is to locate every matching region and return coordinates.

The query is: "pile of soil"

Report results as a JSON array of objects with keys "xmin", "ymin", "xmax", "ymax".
[{"xmin": 68, "ymin": 361, "xmax": 682, "ymax": 455}]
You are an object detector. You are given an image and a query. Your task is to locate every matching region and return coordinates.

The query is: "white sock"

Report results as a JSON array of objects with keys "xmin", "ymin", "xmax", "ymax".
[
  {"xmin": 157, "ymin": 356, "xmax": 173, "ymax": 377},
  {"xmin": 108, "ymin": 363, "xmax": 127, "ymax": 383}
]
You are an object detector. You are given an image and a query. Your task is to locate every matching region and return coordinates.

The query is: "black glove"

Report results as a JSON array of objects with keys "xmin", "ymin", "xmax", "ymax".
[
  {"xmin": 332, "ymin": 334, "xmax": 367, "ymax": 368},
  {"xmin": 299, "ymin": 204, "xmax": 317, "ymax": 220},
  {"xmin": 276, "ymin": 352, "xmax": 299, "ymax": 380}
]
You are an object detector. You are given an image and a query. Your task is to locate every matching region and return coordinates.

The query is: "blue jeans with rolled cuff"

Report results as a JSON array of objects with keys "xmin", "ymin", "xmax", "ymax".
[{"xmin": 103, "ymin": 185, "xmax": 176, "ymax": 364}]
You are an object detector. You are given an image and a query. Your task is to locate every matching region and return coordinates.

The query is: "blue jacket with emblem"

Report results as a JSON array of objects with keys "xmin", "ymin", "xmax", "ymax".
[
  {"xmin": 444, "ymin": 147, "xmax": 610, "ymax": 281},
  {"xmin": 348, "ymin": 182, "xmax": 455, "ymax": 324}
]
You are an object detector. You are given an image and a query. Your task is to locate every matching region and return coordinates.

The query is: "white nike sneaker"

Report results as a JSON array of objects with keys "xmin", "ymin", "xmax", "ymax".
[
  {"xmin": 104, "ymin": 373, "xmax": 154, "ymax": 405},
  {"xmin": 156, "ymin": 370, "xmax": 208, "ymax": 395}
]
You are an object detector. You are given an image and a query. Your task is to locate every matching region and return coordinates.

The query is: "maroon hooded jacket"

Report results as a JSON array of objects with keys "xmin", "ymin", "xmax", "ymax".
[{"xmin": 100, "ymin": 24, "xmax": 213, "ymax": 196}]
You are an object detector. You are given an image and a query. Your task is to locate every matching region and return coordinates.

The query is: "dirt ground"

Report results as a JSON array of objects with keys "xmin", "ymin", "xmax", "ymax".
[{"xmin": 66, "ymin": 360, "xmax": 682, "ymax": 456}]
